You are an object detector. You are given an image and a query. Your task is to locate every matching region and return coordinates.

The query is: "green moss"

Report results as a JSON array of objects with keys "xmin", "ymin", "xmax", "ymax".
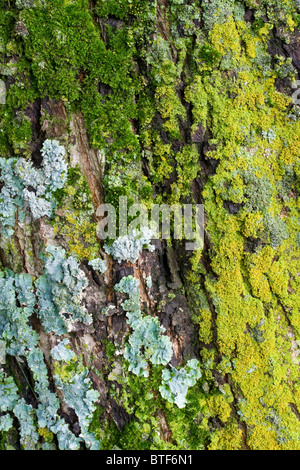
[
  {"xmin": 0, "ymin": 428, "xmax": 19, "ymax": 450},
  {"xmin": 52, "ymin": 165, "xmax": 99, "ymax": 260},
  {"xmin": 104, "ymin": 341, "xmax": 116, "ymax": 360},
  {"xmin": 53, "ymin": 355, "xmax": 85, "ymax": 384},
  {"xmin": 1, "ymin": 0, "xmax": 300, "ymax": 450}
]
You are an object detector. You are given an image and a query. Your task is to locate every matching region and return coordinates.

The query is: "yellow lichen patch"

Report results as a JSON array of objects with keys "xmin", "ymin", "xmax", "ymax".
[
  {"xmin": 185, "ymin": 75, "xmax": 209, "ymax": 130},
  {"xmin": 52, "ymin": 168, "xmax": 100, "ymax": 261},
  {"xmin": 210, "ymin": 18, "xmax": 242, "ymax": 59},
  {"xmin": 245, "ymin": 246, "xmax": 274, "ymax": 302},
  {"xmin": 53, "ymin": 355, "xmax": 84, "ymax": 383},
  {"xmin": 248, "ymin": 426, "xmax": 281, "ymax": 450},
  {"xmin": 268, "ymin": 261, "xmax": 289, "ymax": 299},
  {"xmin": 38, "ymin": 428, "xmax": 54, "ymax": 443},
  {"xmin": 208, "ymin": 419, "xmax": 244, "ymax": 450},
  {"xmin": 207, "ymin": 394, "xmax": 232, "ymax": 424},
  {"xmin": 198, "ymin": 308, "xmax": 213, "ymax": 344},
  {"xmin": 241, "ymin": 211, "xmax": 264, "ymax": 238}
]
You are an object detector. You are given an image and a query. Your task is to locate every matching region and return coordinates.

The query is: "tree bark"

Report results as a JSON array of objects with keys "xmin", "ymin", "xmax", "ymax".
[{"xmin": 0, "ymin": 0, "xmax": 300, "ymax": 450}]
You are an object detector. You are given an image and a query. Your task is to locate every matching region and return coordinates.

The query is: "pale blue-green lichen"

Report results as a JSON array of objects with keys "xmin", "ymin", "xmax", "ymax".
[
  {"xmin": 0, "ymin": 139, "xmax": 67, "ymax": 237},
  {"xmin": 36, "ymin": 245, "xmax": 92, "ymax": 334},
  {"xmin": 54, "ymin": 369, "xmax": 100, "ymax": 450},
  {"xmin": 159, "ymin": 359, "xmax": 201, "ymax": 409},
  {"xmin": 104, "ymin": 228, "xmax": 155, "ymax": 264},
  {"xmin": 0, "ymin": 157, "xmax": 24, "ymax": 238},
  {"xmin": 115, "ymin": 275, "xmax": 173, "ymax": 377},
  {"xmin": 0, "ymin": 250, "xmax": 98, "ymax": 450},
  {"xmin": 0, "ymin": 414, "xmax": 13, "ymax": 432},
  {"xmin": 0, "ymin": 271, "xmax": 38, "ymax": 356},
  {"xmin": 88, "ymin": 258, "xmax": 107, "ymax": 274},
  {"xmin": 115, "ymin": 275, "xmax": 201, "ymax": 406},
  {"xmin": 13, "ymin": 400, "xmax": 40, "ymax": 451},
  {"xmin": 51, "ymin": 339, "xmax": 76, "ymax": 362}
]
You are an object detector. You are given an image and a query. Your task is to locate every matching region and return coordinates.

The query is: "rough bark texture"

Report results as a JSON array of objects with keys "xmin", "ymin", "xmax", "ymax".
[{"xmin": 0, "ymin": 0, "xmax": 300, "ymax": 450}]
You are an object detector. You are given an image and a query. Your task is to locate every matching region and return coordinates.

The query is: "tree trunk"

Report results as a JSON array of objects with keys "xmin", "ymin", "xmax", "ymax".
[{"xmin": 0, "ymin": 0, "xmax": 300, "ymax": 450}]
